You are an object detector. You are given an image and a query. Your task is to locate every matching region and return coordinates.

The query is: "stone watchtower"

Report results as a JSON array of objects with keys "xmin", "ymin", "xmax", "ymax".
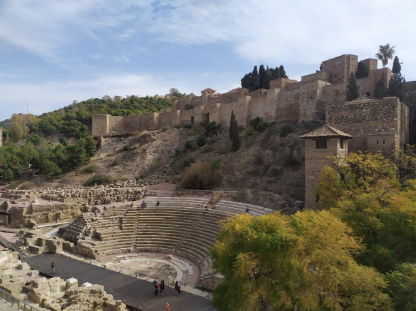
[{"xmin": 300, "ymin": 125, "xmax": 352, "ymax": 209}]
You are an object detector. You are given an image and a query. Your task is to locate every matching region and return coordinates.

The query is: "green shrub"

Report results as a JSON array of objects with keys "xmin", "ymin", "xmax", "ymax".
[
  {"xmin": 205, "ymin": 121, "xmax": 221, "ymax": 137},
  {"xmin": 218, "ymin": 146, "xmax": 232, "ymax": 155},
  {"xmin": 280, "ymin": 124, "xmax": 293, "ymax": 137},
  {"xmin": 84, "ymin": 174, "xmax": 112, "ymax": 186},
  {"xmin": 271, "ymin": 145, "xmax": 279, "ymax": 155},
  {"xmin": 112, "ymin": 159, "xmax": 121, "ymax": 166},
  {"xmin": 246, "ymin": 128, "xmax": 256, "ymax": 137},
  {"xmin": 84, "ymin": 165, "xmax": 98, "ymax": 174},
  {"xmin": 303, "ymin": 121, "xmax": 315, "ymax": 131},
  {"xmin": 202, "ymin": 145, "xmax": 214, "ymax": 153},
  {"xmin": 292, "ymin": 165, "xmax": 300, "ymax": 172},
  {"xmin": 184, "ymin": 124, "xmax": 192, "ymax": 129},
  {"xmin": 244, "ymin": 139, "xmax": 254, "ymax": 147},
  {"xmin": 179, "ymin": 163, "xmax": 222, "ymax": 190},
  {"xmin": 162, "ymin": 126, "xmax": 170, "ymax": 132},
  {"xmin": 184, "ymin": 104, "xmax": 193, "ymax": 110},
  {"xmin": 250, "ymin": 117, "xmax": 269, "ymax": 133},
  {"xmin": 284, "ymin": 153, "xmax": 300, "ymax": 166},
  {"xmin": 196, "ymin": 135, "xmax": 207, "ymax": 147},
  {"xmin": 59, "ymin": 137, "xmax": 68, "ymax": 146},
  {"xmin": 183, "ymin": 155, "xmax": 196, "ymax": 167},
  {"xmin": 184, "ymin": 140, "xmax": 198, "ymax": 152},
  {"xmin": 208, "ymin": 137, "xmax": 219, "ymax": 145},
  {"xmin": 136, "ymin": 175, "xmax": 146, "ymax": 181},
  {"xmin": 122, "ymin": 145, "xmax": 131, "ymax": 152}
]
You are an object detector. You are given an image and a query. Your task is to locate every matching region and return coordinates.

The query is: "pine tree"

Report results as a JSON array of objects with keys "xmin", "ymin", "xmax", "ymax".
[
  {"xmin": 229, "ymin": 110, "xmax": 236, "ymax": 140},
  {"xmin": 346, "ymin": 72, "xmax": 359, "ymax": 101},
  {"xmin": 392, "ymin": 56, "xmax": 401, "ymax": 74},
  {"xmin": 388, "ymin": 56, "xmax": 404, "ymax": 101},
  {"xmin": 273, "ymin": 67, "xmax": 281, "ymax": 80},
  {"xmin": 279, "ymin": 65, "xmax": 288, "ymax": 78},
  {"xmin": 263, "ymin": 70, "xmax": 272, "ymax": 89},
  {"xmin": 259, "ymin": 65, "xmax": 266, "ymax": 89},
  {"xmin": 251, "ymin": 66, "xmax": 259, "ymax": 91},
  {"xmin": 231, "ymin": 119, "xmax": 240, "ymax": 151},
  {"xmin": 374, "ymin": 78, "xmax": 386, "ymax": 99},
  {"xmin": 355, "ymin": 61, "xmax": 370, "ymax": 79},
  {"xmin": 241, "ymin": 73, "xmax": 252, "ymax": 90}
]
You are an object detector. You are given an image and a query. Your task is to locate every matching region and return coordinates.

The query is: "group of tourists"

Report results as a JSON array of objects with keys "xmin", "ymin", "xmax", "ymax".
[{"xmin": 153, "ymin": 280, "xmax": 181, "ymax": 296}]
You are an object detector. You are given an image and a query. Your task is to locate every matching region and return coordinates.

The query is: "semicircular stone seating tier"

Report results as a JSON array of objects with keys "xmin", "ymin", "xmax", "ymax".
[{"xmin": 62, "ymin": 197, "xmax": 273, "ymax": 286}]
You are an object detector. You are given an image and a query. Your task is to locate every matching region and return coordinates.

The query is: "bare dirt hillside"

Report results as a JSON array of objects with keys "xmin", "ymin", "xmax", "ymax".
[{"xmin": 31, "ymin": 121, "xmax": 322, "ymax": 201}]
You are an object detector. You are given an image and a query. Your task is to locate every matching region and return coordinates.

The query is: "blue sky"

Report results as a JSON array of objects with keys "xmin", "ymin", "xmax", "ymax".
[{"xmin": 0, "ymin": 0, "xmax": 415, "ymax": 120}]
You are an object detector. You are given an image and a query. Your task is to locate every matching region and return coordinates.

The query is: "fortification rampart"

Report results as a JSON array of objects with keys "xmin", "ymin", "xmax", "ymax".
[
  {"xmin": 92, "ymin": 53, "xmax": 414, "ymax": 140},
  {"xmin": 326, "ymin": 97, "xmax": 409, "ymax": 156}
]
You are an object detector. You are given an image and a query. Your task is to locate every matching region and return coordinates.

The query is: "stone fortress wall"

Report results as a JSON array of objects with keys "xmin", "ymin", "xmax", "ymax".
[{"xmin": 92, "ymin": 53, "xmax": 415, "ymax": 154}]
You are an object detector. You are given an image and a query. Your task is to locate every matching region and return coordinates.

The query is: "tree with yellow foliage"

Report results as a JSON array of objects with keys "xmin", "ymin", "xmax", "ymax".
[
  {"xmin": 210, "ymin": 211, "xmax": 391, "ymax": 311},
  {"xmin": 316, "ymin": 151, "xmax": 416, "ymax": 273},
  {"xmin": 8, "ymin": 113, "xmax": 37, "ymax": 143}
]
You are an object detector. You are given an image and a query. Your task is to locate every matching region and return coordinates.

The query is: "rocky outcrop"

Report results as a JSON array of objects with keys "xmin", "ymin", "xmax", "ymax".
[
  {"xmin": 232, "ymin": 189, "xmax": 303, "ymax": 214},
  {"xmin": 0, "ymin": 249, "xmax": 127, "ymax": 311}
]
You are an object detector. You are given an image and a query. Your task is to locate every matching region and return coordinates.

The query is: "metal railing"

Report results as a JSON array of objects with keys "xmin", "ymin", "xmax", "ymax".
[{"xmin": 0, "ymin": 288, "xmax": 40, "ymax": 311}]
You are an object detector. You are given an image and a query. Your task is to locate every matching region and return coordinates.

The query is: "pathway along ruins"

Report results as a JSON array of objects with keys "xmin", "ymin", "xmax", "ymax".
[{"xmin": 23, "ymin": 253, "xmax": 217, "ymax": 311}]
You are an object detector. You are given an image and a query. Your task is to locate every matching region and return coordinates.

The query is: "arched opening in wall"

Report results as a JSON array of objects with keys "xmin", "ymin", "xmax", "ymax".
[
  {"xmin": 316, "ymin": 140, "xmax": 327, "ymax": 149},
  {"xmin": 204, "ymin": 113, "xmax": 210, "ymax": 124}
]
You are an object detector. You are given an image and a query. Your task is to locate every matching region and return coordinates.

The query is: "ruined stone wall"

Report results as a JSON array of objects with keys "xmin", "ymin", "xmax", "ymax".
[
  {"xmin": 92, "ymin": 54, "xmax": 413, "ymax": 141},
  {"xmin": 276, "ymin": 84, "xmax": 301, "ymax": 122},
  {"xmin": 321, "ymin": 54, "xmax": 358, "ymax": 84},
  {"xmin": 325, "ymin": 98, "xmax": 407, "ymax": 154},
  {"xmin": 218, "ymin": 97, "xmax": 250, "ymax": 128},
  {"xmin": 91, "ymin": 114, "xmax": 109, "ymax": 136},
  {"xmin": 370, "ymin": 68, "xmax": 391, "ymax": 96},
  {"xmin": 301, "ymin": 71, "xmax": 329, "ymax": 83},
  {"xmin": 361, "ymin": 58, "xmax": 378, "ymax": 71},
  {"xmin": 107, "ymin": 116, "xmax": 125, "ymax": 134}
]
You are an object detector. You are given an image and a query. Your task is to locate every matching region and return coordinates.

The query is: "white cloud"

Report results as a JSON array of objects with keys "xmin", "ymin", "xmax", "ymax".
[{"xmin": 1, "ymin": 0, "xmax": 415, "ymax": 75}]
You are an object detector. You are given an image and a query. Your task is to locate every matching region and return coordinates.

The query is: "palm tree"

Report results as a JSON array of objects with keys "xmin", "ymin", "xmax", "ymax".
[{"xmin": 376, "ymin": 44, "xmax": 395, "ymax": 68}]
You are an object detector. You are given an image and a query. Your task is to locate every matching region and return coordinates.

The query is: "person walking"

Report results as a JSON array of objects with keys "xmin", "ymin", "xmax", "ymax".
[
  {"xmin": 154, "ymin": 281, "xmax": 160, "ymax": 296},
  {"xmin": 51, "ymin": 262, "xmax": 55, "ymax": 274},
  {"xmin": 157, "ymin": 201, "xmax": 160, "ymax": 207},
  {"xmin": 178, "ymin": 281, "xmax": 181, "ymax": 293},
  {"xmin": 175, "ymin": 281, "xmax": 179, "ymax": 295},
  {"xmin": 160, "ymin": 279, "xmax": 165, "ymax": 295}
]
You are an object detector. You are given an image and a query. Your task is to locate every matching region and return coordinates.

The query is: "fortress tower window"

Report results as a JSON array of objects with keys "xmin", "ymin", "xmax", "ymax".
[
  {"xmin": 191, "ymin": 116, "xmax": 194, "ymax": 124},
  {"xmin": 340, "ymin": 140, "xmax": 344, "ymax": 149},
  {"xmin": 367, "ymin": 92, "xmax": 371, "ymax": 96},
  {"xmin": 335, "ymin": 74, "xmax": 337, "ymax": 78},
  {"xmin": 316, "ymin": 140, "xmax": 327, "ymax": 149},
  {"xmin": 383, "ymin": 140, "xmax": 385, "ymax": 144},
  {"xmin": 377, "ymin": 140, "xmax": 379, "ymax": 144}
]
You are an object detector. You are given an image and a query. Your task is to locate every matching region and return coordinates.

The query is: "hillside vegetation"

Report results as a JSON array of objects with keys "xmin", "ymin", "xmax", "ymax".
[{"xmin": 0, "ymin": 95, "xmax": 171, "ymax": 185}]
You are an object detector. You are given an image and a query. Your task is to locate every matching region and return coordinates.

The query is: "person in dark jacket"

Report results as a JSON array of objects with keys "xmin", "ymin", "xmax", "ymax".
[
  {"xmin": 157, "ymin": 201, "xmax": 160, "ymax": 207},
  {"xmin": 175, "ymin": 281, "xmax": 179, "ymax": 294},
  {"xmin": 160, "ymin": 279, "xmax": 165, "ymax": 295},
  {"xmin": 51, "ymin": 262, "xmax": 55, "ymax": 274},
  {"xmin": 154, "ymin": 281, "xmax": 160, "ymax": 296}
]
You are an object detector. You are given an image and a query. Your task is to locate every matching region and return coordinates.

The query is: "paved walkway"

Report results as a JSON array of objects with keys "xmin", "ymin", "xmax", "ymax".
[
  {"xmin": 0, "ymin": 299, "xmax": 20, "ymax": 311},
  {"xmin": 23, "ymin": 253, "xmax": 217, "ymax": 311}
]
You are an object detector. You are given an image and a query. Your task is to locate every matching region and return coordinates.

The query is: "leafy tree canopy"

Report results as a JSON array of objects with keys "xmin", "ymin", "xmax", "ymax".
[
  {"xmin": 346, "ymin": 72, "xmax": 359, "ymax": 101},
  {"xmin": 211, "ymin": 210, "xmax": 391, "ymax": 311},
  {"xmin": 316, "ymin": 151, "xmax": 416, "ymax": 273},
  {"xmin": 241, "ymin": 64, "xmax": 288, "ymax": 91},
  {"xmin": 356, "ymin": 61, "xmax": 370, "ymax": 79}
]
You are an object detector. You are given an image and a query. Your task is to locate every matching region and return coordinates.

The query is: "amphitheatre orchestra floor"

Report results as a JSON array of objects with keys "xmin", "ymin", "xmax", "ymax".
[{"xmin": 24, "ymin": 253, "xmax": 218, "ymax": 311}]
